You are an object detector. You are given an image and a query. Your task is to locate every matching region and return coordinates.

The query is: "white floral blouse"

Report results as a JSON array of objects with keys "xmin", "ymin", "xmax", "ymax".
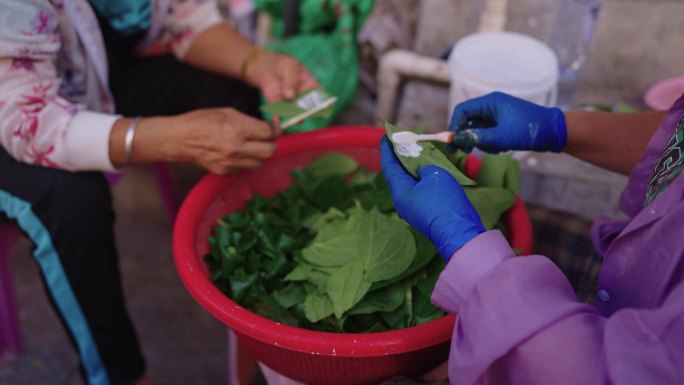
[{"xmin": 0, "ymin": 0, "xmax": 222, "ymax": 171}]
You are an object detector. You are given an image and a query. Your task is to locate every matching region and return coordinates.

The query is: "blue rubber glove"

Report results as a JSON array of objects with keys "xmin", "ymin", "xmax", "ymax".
[
  {"xmin": 380, "ymin": 137, "xmax": 485, "ymax": 261},
  {"xmin": 449, "ymin": 91, "xmax": 567, "ymax": 153}
]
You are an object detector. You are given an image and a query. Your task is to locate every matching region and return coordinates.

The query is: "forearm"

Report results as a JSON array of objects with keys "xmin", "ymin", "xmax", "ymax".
[
  {"xmin": 433, "ymin": 232, "xmax": 607, "ymax": 384},
  {"xmin": 183, "ymin": 23, "xmax": 258, "ymax": 86},
  {"xmin": 564, "ymin": 110, "xmax": 665, "ymax": 175},
  {"xmin": 109, "ymin": 116, "xmax": 184, "ymax": 167},
  {"xmin": 109, "ymin": 109, "xmax": 277, "ymax": 174},
  {"xmin": 174, "ymin": 7, "xmax": 319, "ymax": 104},
  {"xmin": 436, "ymin": 235, "xmax": 684, "ymax": 384}
]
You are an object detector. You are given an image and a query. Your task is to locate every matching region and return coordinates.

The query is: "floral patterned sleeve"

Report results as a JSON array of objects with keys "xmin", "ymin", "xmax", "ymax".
[
  {"xmin": 0, "ymin": 0, "xmax": 117, "ymax": 171},
  {"xmin": 161, "ymin": 0, "xmax": 224, "ymax": 59}
]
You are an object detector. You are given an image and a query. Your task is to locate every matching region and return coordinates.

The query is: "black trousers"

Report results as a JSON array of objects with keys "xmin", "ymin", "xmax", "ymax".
[
  {"xmin": 109, "ymin": 53, "xmax": 261, "ymax": 118},
  {"xmin": 0, "ymin": 52, "xmax": 260, "ymax": 385}
]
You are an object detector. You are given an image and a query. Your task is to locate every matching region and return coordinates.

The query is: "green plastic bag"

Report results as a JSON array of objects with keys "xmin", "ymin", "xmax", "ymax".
[{"xmin": 254, "ymin": 0, "xmax": 374, "ymax": 132}]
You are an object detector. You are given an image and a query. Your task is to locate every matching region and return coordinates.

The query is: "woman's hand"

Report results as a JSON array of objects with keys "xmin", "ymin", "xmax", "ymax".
[
  {"xmin": 450, "ymin": 91, "xmax": 567, "ymax": 153},
  {"xmin": 111, "ymin": 109, "xmax": 278, "ymax": 175},
  {"xmin": 244, "ymin": 51, "xmax": 320, "ymax": 103},
  {"xmin": 172, "ymin": 108, "xmax": 278, "ymax": 174},
  {"xmin": 380, "ymin": 137, "xmax": 485, "ymax": 261},
  {"xmin": 183, "ymin": 24, "xmax": 319, "ymax": 103}
]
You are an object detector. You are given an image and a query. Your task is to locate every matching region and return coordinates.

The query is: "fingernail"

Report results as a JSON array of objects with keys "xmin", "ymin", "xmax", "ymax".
[{"xmin": 285, "ymin": 89, "xmax": 294, "ymax": 99}]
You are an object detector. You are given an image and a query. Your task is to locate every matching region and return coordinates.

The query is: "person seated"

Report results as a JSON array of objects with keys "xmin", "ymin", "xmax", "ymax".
[
  {"xmin": 380, "ymin": 91, "xmax": 683, "ymax": 384},
  {"xmin": 0, "ymin": 1, "xmax": 317, "ymax": 384}
]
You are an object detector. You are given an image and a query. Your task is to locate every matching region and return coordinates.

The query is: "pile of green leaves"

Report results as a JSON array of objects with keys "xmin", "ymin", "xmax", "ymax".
[
  {"xmin": 205, "ymin": 125, "xmax": 520, "ymax": 333},
  {"xmin": 205, "ymin": 153, "xmax": 444, "ymax": 332}
]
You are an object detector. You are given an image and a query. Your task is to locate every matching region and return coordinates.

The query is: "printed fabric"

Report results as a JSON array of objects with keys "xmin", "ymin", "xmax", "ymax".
[{"xmin": 0, "ymin": 0, "xmax": 222, "ymax": 171}]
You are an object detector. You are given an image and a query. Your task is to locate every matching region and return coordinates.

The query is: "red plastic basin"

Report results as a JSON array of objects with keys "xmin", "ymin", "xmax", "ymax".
[{"xmin": 173, "ymin": 126, "xmax": 533, "ymax": 385}]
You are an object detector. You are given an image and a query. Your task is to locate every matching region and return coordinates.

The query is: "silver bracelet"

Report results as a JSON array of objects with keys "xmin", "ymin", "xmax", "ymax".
[{"xmin": 124, "ymin": 117, "xmax": 141, "ymax": 165}]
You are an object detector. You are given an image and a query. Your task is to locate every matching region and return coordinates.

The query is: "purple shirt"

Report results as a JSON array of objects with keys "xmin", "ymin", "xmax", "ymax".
[{"xmin": 432, "ymin": 95, "xmax": 684, "ymax": 385}]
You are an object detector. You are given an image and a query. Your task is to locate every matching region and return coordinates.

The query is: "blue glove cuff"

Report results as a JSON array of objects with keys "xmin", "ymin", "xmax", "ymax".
[
  {"xmin": 432, "ymin": 219, "xmax": 486, "ymax": 262},
  {"xmin": 550, "ymin": 107, "xmax": 568, "ymax": 153}
]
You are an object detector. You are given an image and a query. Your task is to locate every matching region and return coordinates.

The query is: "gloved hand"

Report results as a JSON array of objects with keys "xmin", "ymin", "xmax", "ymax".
[
  {"xmin": 380, "ymin": 137, "xmax": 485, "ymax": 261},
  {"xmin": 449, "ymin": 91, "xmax": 567, "ymax": 153}
]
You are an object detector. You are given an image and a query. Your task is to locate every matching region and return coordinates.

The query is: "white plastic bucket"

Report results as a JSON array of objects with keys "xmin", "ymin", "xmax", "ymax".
[{"xmin": 448, "ymin": 31, "xmax": 559, "ymax": 112}]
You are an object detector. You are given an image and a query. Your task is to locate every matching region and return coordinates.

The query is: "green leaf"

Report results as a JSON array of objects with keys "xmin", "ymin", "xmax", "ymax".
[
  {"xmin": 475, "ymin": 154, "xmax": 520, "ymax": 194},
  {"xmin": 415, "ymin": 257, "xmax": 446, "ymax": 298},
  {"xmin": 403, "ymin": 281, "xmax": 414, "ymax": 327},
  {"xmin": 301, "ymin": 216, "xmax": 359, "ymax": 267},
  {"xmin": 343, "ymin": 315, "xmax": 387, "ymax": 333},
  {"xmin": 465, "ymin": 187, "xmax": 516, "ymax": 229},
  {"xmin": 356, "ymin": 208, "xmax": 416, "ymax": 282},
  {"xmin": 348, "ymin": 167, "xmax": 377, "ymax": 187},
  {"xmin": 305, "ymin": 153, "xmax": 358, "ymax": 178},
  {"xmin": 414, "ymin": 124, "xmax": 429, "ymax": 134},
  {"xmin": 272, "ymin": 283, "xmax": 307, "ymax": 309},
  {"xmin": 475, "ymin": 154, "xmax": 510, "ymax": 187},
  {"xmin": 303, "ymin": 268, "xmax": 331, "ymax": 291},
  {"xmin": 413, "ymin": 306, "xmax": 445, "ymax": 326},
  {"xmin": 285, "ymin": 262, "xmax": 332, "ymax": 291},
  {"xmin": 230, "ymin": 272, "xmax": 257, "ymax": 303},
  {"xmin": 359, "ymin": 189, "xmax": 395, "ymax": 212},
  {"xmin": 259, "ymin": 100, "xmax": 305, "ymax": 119},
  {"xmin": 293, "ymin": 171, "xmax": 353, "ymax": 210},
  {"xmin": 301, "ymin": 207, "xmax": 346, "ymax": 231},
  {"xmin": 449, "ymin": 150, "xmax": 468, "ymax": 171},
  {"xmin": 412, "ymin": 287, "xmax": 433, "ymax": 319},
  {"xmin": 263, "ymin": 253, "xmax": 289, "ymax": 281},
  {"xmin": 365, "ymin": 323, "xmax": 388, "ymax": 333},
  {"xmin": 326, "ymin": 314, "xmax": 347, "ymax": 332},
  {"xmin": 304, "ymin": 291, "xmax": 334, "ymax": 323},
  {"xmin": 235, "ymin": 233, "xmax": 258, "ymax": 254},
  {"xmin": 255, "ymin": 297, "xmax": 300, "ymax": 327},
  {"xmin": 384, "ymin": 121, "xmax": 475, "ymax": 186},
  {"xmin": 284, "ymin": 264, "xmax": 311, "ymax": 281},
  {"xmin": 326, "ymin": 259, "xmax": 372, "ymax": 318},
  {"xmin": 215, "ymin": 225, "xmax": 231, "ymax": 245},
  {"xmin": 369, "ymin": 228, "xmax": 437, "ymax": 291},
  {"xmin": 357, "ymin": 175, "xmax": 394, "ymax": 212},
  {"xmin": 348, "ymin": 281, "xmax": 406, "ymax": 315},
  {"xmin": 260, "ymin": 89, "xmax": 334, "ymax": 119},
  {"xmin": 504, "ymin": 159, "xmax": 520, "ymax": 195},
  {"xmin": 381, "ymin": 303, "xmax": 408, "ymax": 330}
]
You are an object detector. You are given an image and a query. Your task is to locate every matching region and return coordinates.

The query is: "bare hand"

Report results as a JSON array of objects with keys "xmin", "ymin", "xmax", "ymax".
[
  {"xmin": 245, "ymin": 52, "xmax": 320, "ymax": 103},
  {"xmin": 172, "ymin": 108, "xmax": 278, "ymax": 175}
]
